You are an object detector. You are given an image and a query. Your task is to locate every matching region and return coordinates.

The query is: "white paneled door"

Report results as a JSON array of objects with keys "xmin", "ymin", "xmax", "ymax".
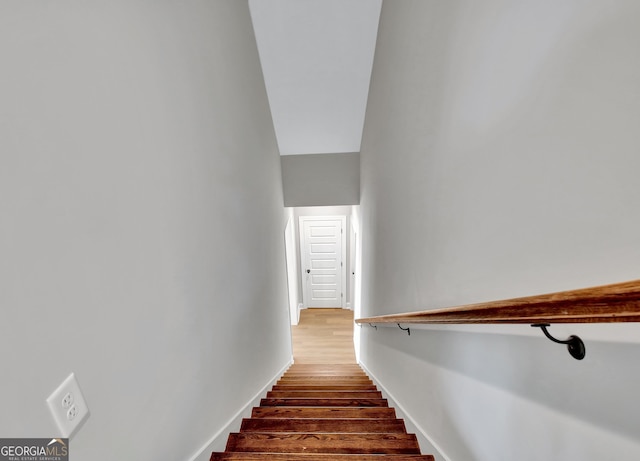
[{"xmin": 300, "ymin": 216, "xmax": 346, "ymax": 308}]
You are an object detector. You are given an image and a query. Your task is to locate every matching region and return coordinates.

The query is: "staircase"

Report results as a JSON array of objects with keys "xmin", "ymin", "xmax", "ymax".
[{"xmin": 210, "ymin": 363, "xmax": 434, "ymax": 461}]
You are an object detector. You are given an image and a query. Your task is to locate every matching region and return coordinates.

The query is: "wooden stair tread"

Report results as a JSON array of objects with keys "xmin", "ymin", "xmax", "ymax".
[
  {"xmin": 279, "ymin": 376, "xmax": 372, "ymax": 381},
  {"xmin": 277, "ymin": 382, "xmax": 373, "ymax": 387},
  {"xmin": 267, "ymin": 390, "xmax": 382, "ymax": 399},
  {"xmin": 283, "ymin": 372, "xmax": 366, "ymax": 376},
  {"xmin": 287, "ymin": 364, "xmax": 363, "ymax": 368},
  {"xmin": 275, "ymin": 379, "xmax": 375, "ymax": 387},
  {"xmin": 284, "ymin": 371, "xmax": 369, "ymax": 376},
  {"xmin": 271, "ymin": 384, "xmax": 378, "ymax": 391},
  {"xmin": 276, "ymin": 381, "xmax": 374, "ymax": 387},
  {"xmin": 225, "ymin": 432, "xmax": 421, "ymax": 454},
  {"xmin": 260, "ymin": 398, "xmax": 389, "ymax": 407},
  {"xmin": 251, "ymin": 407, "xmax": 397, "ymax": 419},
  {"xmin": 278, "ymin": 366, "xmax": 367, "ymax": 370},
  {"xmin": 240, "ymin": 418, "xmax": 406, "ymax": 433},
  {"xmin": 212, "ymin": 362, "xmax": 432, "ymax": 459},
  {"xmin": 279, "ymin": 376, "xmax": 371, "ymax": 379},
  {"xmin": 211, "ymin": 453, "xmax": 435, "ymax": 461},
  {"xmin": 287, "ymin": 366, "xmax": 366, "ymax": 375}
]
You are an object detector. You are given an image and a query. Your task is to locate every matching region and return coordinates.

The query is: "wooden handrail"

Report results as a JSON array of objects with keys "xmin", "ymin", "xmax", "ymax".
[{"xmin": 355, "ymin": 279, "xmax": 640, "ymax": 325}]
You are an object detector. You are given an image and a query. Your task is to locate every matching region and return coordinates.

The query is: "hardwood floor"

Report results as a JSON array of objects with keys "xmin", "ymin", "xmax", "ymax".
[{"xmin": 291, "ymin": 308, "xmax": 356, "ymax": 364}]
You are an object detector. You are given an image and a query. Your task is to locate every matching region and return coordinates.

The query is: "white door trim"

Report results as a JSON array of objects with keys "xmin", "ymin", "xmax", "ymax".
[
  {"xmin": 284, "ymin": 214, "xmax": 300, "ymax": 325},
  {"xmin": 299, "ymin": 215, "xmax": 347, "ymax": 309}
]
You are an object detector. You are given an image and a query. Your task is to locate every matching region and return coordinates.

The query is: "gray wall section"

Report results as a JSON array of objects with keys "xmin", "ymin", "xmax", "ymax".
[
  {"xmin": 358, "ymin": 1, "xmax": 640, "ymax": 460},
  {"xmin": 0, "ymin": 2, "xmax": 291, "ymax": 460},
  {"xmin": 281, "ymin": 152, "xmax": 360, "ymax": 206}
]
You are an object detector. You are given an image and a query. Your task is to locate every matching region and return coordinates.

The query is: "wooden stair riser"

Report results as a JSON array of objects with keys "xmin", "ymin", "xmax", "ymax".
[
  {"xmin": 267, "ymin": 390, "xmax": 382, "ymax": 399},
  {"xmin": 286, "ymin": 369, "xmax": 365, "ymax": 373},
  {"xmin": 225, "ymin": 432, "xmax": 421, "ymax": 454},
  {"xmin": 277, "ymin": 380, "xmax": 373, "ymax": 387},
  {"xmin": 276, "ymin": 382, "xmax": 374, "ymax": 387},
  {"xmin": 211, "ymin": 453, "xmax": 435, "ymax": 461},
  {"xmin": 283, "ymin": 374, "xmax": 369, "ymax": 378},
  {"xmin": 240, "ymin": 418, "xmax": 407, "ymax": 433},
  {"xmin": 271, "ymin": 384, "xmax": 379, "ymax": 391},
  {"xmin": 284, "ymin": 370, "xmax": 369, "ymax": 375},
  {"xmin": 279, "ymin": 376, "xmax": 372, "ymax": 381},
  {"xmin": 286, "ymin": 366, "xmax": 366, "ymax": 372},
  {"xmin": 287, "ymin": 364, "xmax": 363, "ymax": 368},
  {"xmin": 281, "ymin": 376, "xmax": 370, "ymax": 380},
  {"xmin": 275, "ymin": 379, "xmax": 373, "ymax": 384},
  {"xmin": 251, "ymin": 407, "xmax": 397, "ymax": 419},
  {"xmin": 260, "ymin": 398, "xmax": 389, "ymax": 407}
]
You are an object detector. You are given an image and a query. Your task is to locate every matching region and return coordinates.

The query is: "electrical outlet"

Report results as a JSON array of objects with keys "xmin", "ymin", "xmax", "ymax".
[
  {"xmin": 61, "ymin": 393, "xmax": 73, "ymax": 409},
  {"xmin": 46, "ymin": 373, "xmax": 90, "ymax": 438},
  {"xmin": 67, "ymin": 405, "xmax": 78, "ymax": 421}
]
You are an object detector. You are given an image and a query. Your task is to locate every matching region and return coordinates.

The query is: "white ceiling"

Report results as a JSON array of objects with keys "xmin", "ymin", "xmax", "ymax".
[{"xmin": 249, "ymin": 0, "xmax": 382, "ymax": 155}]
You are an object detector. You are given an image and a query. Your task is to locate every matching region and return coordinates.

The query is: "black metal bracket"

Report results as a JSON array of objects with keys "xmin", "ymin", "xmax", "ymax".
[
  {"xmin": 531, "ymin": 323, "xmax": 585, "ymax": 360},
  {"xmin": 369, "ymin": 323, "xmax": 377, "ymax": 330},
  {"xmin": 397, "ymin": 323, "xmax": 411, "ymax": 336}
]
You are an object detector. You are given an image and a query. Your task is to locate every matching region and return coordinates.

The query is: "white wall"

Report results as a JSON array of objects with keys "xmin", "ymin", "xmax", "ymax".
[
  {"xmin": 0, "ymin": 2, "xmax": 292, "ymax": 460},
  {"xmin": 281, "ymin": 152, "xmax": 360, "ymax": 207},
  {"xmin": 359, "ymin": 1, "xmax": 640, "ymax": 460}
]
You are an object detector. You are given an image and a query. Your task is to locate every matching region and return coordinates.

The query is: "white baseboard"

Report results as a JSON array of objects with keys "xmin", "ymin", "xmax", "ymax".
[
  {"xmin": 186, "ymin": 360, "xmax": 292, "ymax": 461},
  {"xmin": 297, "ymin": 303, "xmax": 303, "ymax": 323},
  {"xmin": 358, "ymin": 361, "xmax": 450, "ymax": 461},
  {"xmin": 346, "ymin": 302, "xmax": 352, "ymax": 309}
]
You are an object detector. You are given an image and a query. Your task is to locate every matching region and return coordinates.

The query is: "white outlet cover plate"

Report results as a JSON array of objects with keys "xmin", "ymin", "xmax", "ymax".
[{"xmin": 46, "ymin": 373, "xmax": 90, "ymax": 438}]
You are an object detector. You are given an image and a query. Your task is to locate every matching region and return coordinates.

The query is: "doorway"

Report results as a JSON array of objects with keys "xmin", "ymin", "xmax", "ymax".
[{"xmin": 299, "ymin": 215, "xmax": 347, "ymax": 308}]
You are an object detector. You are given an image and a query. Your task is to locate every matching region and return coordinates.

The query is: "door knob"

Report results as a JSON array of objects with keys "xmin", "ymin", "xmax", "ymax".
[{"xmin": 306, "ymin": 269, "xmax": 311, "ymax": 274}]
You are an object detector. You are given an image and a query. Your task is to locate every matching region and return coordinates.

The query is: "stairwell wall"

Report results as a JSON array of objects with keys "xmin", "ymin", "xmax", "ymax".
[
  {"xmin": 0, "ymin": 2, "xmax": 291, "ymax": 460},
  {"xmin": 358, "ymin": 1, "xmax": 640, "ymax": 460}
]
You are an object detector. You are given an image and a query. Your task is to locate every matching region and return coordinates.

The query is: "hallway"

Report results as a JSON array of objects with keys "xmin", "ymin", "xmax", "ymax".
[
  {"xmin": 3, "ymin": 2, "xmax": 640, "ymax": 460},
  {"xmin": 291, "ymin": 308, "xmax": 356, "ymax": 364}
]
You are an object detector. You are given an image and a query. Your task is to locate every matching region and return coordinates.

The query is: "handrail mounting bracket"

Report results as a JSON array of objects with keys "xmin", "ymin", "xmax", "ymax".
[{"xmin": 531, "ymin": 323, "xmax": 585, "ymax": 360}]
